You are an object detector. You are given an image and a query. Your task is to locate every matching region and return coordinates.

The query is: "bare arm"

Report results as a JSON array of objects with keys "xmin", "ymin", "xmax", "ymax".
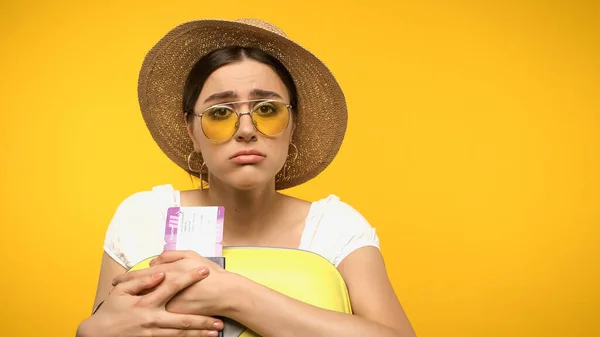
[
  {"xmin": 223, "ymin": 246, "xmax": 416, "ymax": 337},
  {"xmin": 90, "ymin": 252, "xmax": 127, "ymax": 312},
  {"xmin": 78, "ymin": 252, "xmax": 224, "ymax": 337},
  {"xmin": 79, "ymin": 190, "xmax": 225, "ymax": 336}
]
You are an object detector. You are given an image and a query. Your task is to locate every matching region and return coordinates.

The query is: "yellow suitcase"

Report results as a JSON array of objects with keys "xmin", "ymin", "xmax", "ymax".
[{"xmin": 129, "ymin": 247, "xmax": 353, "ymax": 337}]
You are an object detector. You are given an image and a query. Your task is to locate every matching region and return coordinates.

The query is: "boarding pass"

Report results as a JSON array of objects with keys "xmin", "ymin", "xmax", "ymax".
[{"xmin": 164, "ymin": 206, "xmax": 224, "ymax": 257}]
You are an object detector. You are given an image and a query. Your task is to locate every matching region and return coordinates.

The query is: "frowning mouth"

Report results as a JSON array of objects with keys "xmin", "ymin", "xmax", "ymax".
[{"xmin": 230, "ymin": 149, "xmax": 266, "ymax": 164}]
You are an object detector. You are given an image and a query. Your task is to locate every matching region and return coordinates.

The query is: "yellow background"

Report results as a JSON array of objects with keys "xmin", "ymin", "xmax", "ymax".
[{"xmin": 0, "ymin": 1, "xmax": 598, "ymax": 336}]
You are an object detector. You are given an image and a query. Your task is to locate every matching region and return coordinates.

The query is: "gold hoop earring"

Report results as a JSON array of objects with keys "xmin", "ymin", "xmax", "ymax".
[
  {"xmin": 187, "ymin": 151, "xmax": 208, "ymax": 189},
  {"xmin": 187, "ymin": 151, "xmax": 201, "ymax": 173},
  {"xmin": 288, "ymin": 142, "xmax": 298, "ymax": 163}
]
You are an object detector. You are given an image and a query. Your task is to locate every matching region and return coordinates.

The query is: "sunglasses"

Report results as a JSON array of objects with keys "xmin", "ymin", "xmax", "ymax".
[{"xmin": 188, "ymin": 99, "xmax": 293, "ymax": 142}]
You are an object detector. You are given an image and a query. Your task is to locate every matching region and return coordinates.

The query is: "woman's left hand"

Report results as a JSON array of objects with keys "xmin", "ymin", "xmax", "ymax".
[{"xmin": 112, "ymin": 250, "xmax": 238, "ymax": 317}]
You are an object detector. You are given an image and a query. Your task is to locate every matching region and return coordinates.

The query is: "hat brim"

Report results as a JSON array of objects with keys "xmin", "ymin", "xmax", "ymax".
[{"xmin": 138, "ymin": 19, "xmax": 347, "ymax": 190}]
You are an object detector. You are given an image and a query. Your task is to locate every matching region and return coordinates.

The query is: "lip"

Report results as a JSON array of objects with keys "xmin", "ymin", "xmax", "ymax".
[{"xmin": 230, "ymin": 149, "xmax": 266, "ymax": 164}]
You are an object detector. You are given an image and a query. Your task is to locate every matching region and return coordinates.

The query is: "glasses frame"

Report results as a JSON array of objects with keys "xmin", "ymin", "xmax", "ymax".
[{"xmin": 189, "ymin": 99, "xmax": 293, "ymax": 143}]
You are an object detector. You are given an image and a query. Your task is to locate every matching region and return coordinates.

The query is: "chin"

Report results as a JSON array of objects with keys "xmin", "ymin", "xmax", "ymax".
[
  {"xmin": 222, "ymin": 171, "xmax": 275, "ymax": 190},
  {"xmin": 228, "ymin": 179, "xmax": 272, "ymax": 191}
]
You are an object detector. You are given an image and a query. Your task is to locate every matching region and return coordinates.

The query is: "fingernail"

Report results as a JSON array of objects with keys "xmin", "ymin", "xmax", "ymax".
[
  {"xmin": 198, "ymin": 268, "xmax": 209, "ymax": 277},
  {"xmin": 152, "ymin": 272, "xmax": 165, "ymax": 280},
  {"xmin": 213, "ymin": 321, "xmax": 223, "ymax": 329},
  {"xmin": 208, "ymin": 331, "xmax": 218, "ymax": 336}
]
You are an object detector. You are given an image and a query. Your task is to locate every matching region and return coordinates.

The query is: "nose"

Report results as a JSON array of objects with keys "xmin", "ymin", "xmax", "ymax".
[{"xmin": 235, "ymin": 112, "xmax": 258, "ymax": 143}]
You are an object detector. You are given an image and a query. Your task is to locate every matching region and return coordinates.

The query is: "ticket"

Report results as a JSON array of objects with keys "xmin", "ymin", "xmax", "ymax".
[{"xmin": 164, "ymin": 206, "xmax": 224, "ymax": 257}]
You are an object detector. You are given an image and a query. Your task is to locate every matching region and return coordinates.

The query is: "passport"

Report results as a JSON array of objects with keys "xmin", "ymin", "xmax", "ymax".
[{"xmin": 163, "ymin": 206, "xmax": 227, "ymax": 337}]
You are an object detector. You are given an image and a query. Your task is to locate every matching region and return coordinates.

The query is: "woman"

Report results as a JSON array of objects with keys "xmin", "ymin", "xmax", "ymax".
[{"xmin": 76, "ymin": 18, "xmax": 416, "ymax": 337}]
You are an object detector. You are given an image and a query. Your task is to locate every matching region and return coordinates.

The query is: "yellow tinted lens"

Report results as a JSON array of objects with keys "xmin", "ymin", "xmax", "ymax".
[
  {"xmin": 252, "ymin": 101, "xmax": 289, "ymax": 136},
  {"xmin": 201, "ymin": 106, "xmax": 237, "ymax": 141}
]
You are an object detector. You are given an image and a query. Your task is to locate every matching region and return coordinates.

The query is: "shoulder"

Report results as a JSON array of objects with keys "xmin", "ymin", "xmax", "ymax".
[
  {"xmin": 313, "ymin": 194, "xmax": 376, "ymax": 236},
  {"xmin": 103, "ymin": 184, "xmax": 178, "ymax": 268},
  {"xmin": 112, "ymin": 184, "xmax": 179, "ymax": 209},
  {"xmin": 106, "ymin": 183, "xmax": 180, "ymax": 230},
  {"xmin": 319, "ymin": 195, "xmax": 370, "ymax": 222},
  {"xmin": 302, "ymin": 195, "xmax": 380, "ymax": 267}
]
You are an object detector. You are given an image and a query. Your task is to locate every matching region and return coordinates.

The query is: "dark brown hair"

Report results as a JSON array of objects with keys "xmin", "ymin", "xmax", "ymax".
[{"xmin": 183, "ymin": 46, "xmax": 298, "ymax": 123}]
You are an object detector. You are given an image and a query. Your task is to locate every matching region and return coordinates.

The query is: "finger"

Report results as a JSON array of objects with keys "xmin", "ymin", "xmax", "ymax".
[
  {"xmin": 112, "ymin": 272, "xmax": 132, "ymax": 286},
  {"xmin": 145, "ymin": 328, "xmax": 221, "ymax": 337},
  {"xmin": 112, "ymin": 267, "xmax": 160, "ymax": 286},
  {"xmin": 139, "ymin": 267, "xmax": 209, "ymax": 307},
  {"xmin": 157, "ymin": 313, "xmax": 224, "ymax": 331},
  {"xmin": 150, "ymin": 250, "xmax": 197, "ymax": 266},
  {"xmin": 113, "ymin": 271, "xmax": 165, "ymax": 296}
]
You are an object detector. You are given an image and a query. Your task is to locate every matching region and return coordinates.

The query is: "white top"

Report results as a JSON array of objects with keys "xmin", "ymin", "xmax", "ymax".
[{"xmin": 104, "ymin": 184, "xmax": 380, "ymax": 269}]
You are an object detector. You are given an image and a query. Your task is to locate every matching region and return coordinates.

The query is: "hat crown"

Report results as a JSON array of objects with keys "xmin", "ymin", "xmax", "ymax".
[{"xmin": 233, "ymin": 18, "xmax": 288, "ymax": 37}]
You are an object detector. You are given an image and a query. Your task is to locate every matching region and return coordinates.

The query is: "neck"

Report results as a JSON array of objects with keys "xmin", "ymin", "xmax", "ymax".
[{"xmin": 204, "ymin": 175, "xmax": 284, "ymax": 243}]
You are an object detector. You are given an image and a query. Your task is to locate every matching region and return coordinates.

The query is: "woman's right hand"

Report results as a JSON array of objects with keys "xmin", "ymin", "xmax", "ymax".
[{"xmin": 76, "ymin": 266, "xmax": 224, "ymax": 337}]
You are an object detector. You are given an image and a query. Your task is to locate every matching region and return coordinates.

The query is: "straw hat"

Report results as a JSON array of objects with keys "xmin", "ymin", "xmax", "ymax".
[{"xmin": 137, "ymin": 18, "xmax": 347, "ymax": 190}]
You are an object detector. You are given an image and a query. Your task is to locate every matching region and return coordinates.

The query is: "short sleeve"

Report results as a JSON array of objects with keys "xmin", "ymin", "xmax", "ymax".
[
  {"xmin": 103, "ymin": 190, "xmax": 168, "ymax": 269},
  {"xmin": 302, "ymin": 196, "xmax": 380, "ymax": 267}
]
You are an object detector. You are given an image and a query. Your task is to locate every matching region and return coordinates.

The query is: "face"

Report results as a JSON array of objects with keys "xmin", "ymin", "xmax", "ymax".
[{"xmin": 186, "ymin": 59, "xmax": 296, "ymax": 190}]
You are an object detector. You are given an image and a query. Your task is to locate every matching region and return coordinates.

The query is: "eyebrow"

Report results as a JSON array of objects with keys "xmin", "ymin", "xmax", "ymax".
[
  {"xmin": 249, "ymin": 89, "xmax": 283, "ymax": 100},
  {"xmin": 203, "ymin": 91, "xmax": 237, "ymax": 104},
  {"xmin": 203, "ymin": 89, "xmax": 284, "ymax": 104}
]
